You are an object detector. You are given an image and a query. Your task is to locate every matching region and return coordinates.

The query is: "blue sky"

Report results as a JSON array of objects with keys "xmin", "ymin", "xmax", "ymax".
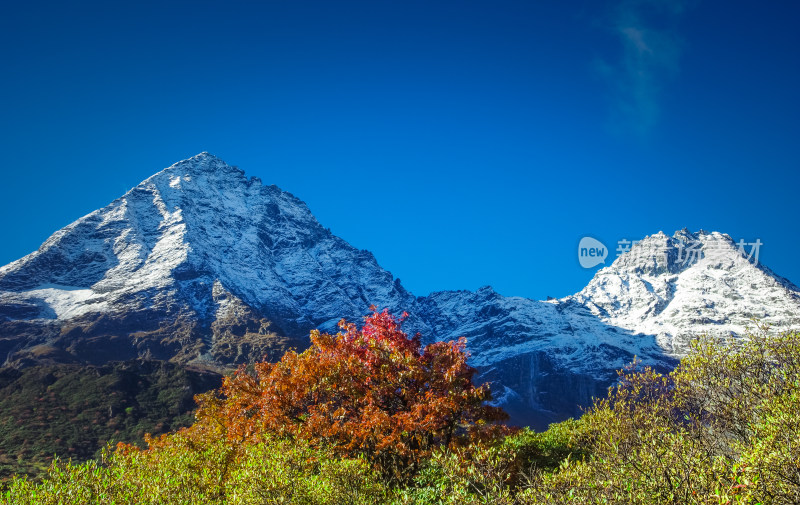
[{"xmin": 0, "ymin": 0, "xmax": 798, "ymax": 300}]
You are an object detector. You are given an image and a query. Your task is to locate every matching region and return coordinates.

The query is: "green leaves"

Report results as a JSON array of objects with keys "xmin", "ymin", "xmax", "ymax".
[
  {"xmin": 2, "ymin": 437, "xmax": 384, "ymax": 505},
  {"xmin": 522, "ymin": 328, "xmax": 800, "ymax": 504}
]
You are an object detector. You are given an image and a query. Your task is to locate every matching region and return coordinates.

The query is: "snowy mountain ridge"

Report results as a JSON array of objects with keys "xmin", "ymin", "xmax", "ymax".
[
  {"xmin": 1, "ymin": 153, "xmax": 798, "ymax": 426},
  {"xmin": 573, "ymin": 230, "xmax": 800, "ymax": 354}
]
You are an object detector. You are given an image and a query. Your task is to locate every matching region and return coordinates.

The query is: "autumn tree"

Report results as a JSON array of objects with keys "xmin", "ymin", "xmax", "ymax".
[{"xmin": 197, "ymin": 307, "xmax": 509, "ymax": 481}]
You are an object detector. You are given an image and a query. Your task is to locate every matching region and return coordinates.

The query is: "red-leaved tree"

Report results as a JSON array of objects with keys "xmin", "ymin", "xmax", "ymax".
[{"xmin": 195, "ymin": 307, "xmax": 509, "ymax": 480}]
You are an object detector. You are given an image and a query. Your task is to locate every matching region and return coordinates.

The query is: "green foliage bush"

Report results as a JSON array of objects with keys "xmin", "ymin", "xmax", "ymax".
[
  {"xmin": 523, "ymin": 326, "xmax": 800, "ymax": 504},
  {"xmin": 3, "ymin": 435, "xmax": 385, "ymax": 505}
]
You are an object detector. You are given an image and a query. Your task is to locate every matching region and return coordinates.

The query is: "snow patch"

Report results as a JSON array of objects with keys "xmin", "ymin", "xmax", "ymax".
[{"xmin": 23, "ymin": 284, "xmax": 108, "ymax": 319}]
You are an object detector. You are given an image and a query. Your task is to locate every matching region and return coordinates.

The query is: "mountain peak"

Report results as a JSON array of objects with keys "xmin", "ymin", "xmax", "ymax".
[
  {"xmin": 176, "ymin": 151, "xmax": 239, "ymax": 172},
  {"xmin": 603, "ymin": 229, "xmax": 747, "ymax": 277},
  {"xmin": 141, "ymin": 153, "xmax": 244, "ymax": 186},
  {"xmin": 576, "ymin": 228, "xmax": 800, "ymax": 355},
  {"xmin": 0, "ymin": 154, "xmax": 418, "ymax": 366},
  {"xmin": 188, "ymin": 151, "xmax": 223, "ymax": 163}
]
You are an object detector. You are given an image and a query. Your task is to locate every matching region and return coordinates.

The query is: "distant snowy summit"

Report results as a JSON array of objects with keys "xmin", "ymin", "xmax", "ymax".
[
  {"xmin": 573, "ymin": 229, "xmax": 800, "ymax": 355},
  {"xmin": 1, "ymin": 153, "xmax": 798, "ymax": 427}
]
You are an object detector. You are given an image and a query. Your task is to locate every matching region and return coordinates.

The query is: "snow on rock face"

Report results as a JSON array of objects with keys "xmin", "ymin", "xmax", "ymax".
[
  {"xmin": 414, "ymin": 230, "xmax": 800, "ymax": 377},
  {"xmin": 0, "ymin": 153, "xmax": 418, "ymax": 364},
  {"xmin": 1, "ymin": 153, "xmax": 799, "ymax": 426},
  {"xmin": 571, "ymin": 230, "xmax": 800, "ymax": 356},
  {"xmin": 415, "ymin": 230, "xmax": 800, "ymax": 426},
  {"xmin": 417, "ymin": 288, "xmax": 668, "ymax": 373}
]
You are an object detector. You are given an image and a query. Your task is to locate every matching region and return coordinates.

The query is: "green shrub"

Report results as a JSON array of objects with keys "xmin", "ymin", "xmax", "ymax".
[
  {"xmin": 2, "ymin": 435, "xmax": 385, "ymax": 505},
  {"xmin": 524, "ymin": 327, "xmax": 800, "ymax": 504},
  {"xmin": 228, "ymin": 439, "xmax": 385, "ymax": 504}
]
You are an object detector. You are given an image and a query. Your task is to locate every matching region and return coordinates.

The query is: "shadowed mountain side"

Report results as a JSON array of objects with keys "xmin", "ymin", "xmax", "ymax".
[
  {"xmin": 415, "ymin": 288, "xmax": 678, "ymax": 427},
  {"xmin": 0, "ymin": 360, "xmax": 222, "ymax": 480}
]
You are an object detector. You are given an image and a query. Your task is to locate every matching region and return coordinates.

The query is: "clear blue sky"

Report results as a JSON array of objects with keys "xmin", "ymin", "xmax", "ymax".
[{"xmin": 1, "ymin": 0, "xmax": 798, "ymax": 300}]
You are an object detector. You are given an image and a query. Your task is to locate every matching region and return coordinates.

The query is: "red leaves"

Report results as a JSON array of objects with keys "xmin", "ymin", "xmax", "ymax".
[{"xmin": 186, "ymin": 308, "xmax": 509, "ymax": 481}]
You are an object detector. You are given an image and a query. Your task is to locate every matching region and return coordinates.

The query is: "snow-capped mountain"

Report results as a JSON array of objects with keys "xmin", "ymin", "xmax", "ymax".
[
  {"xmin": 416, "ymin": 230, "xmax": 800, "ymax": 426},
  {"xmin": 1, "ymin": 153, "xmax": 798, "ymax": 427},
  {"xmin": 0, "ymin": 153, "xmax": 420, "ymax": 366},
  {"xmin": 573, "ymin": 230, "xmax": 800, "ymax": 355}
]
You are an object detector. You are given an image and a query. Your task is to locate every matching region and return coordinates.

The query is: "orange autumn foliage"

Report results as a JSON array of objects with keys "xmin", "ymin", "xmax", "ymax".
[{"xmin": 193, "ymin": 308, "xmax": 509, "ymax": 480}]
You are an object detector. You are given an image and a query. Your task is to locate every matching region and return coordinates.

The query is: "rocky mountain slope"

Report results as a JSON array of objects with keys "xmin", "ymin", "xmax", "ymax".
[
  {"xmin": 418, "ymin": 230, "xmax": 800, "ymax": 426},
  {"xmin": 0, "ymin": 153, "xmax": 419, "ymax": 367},
  {"xmin": 2, "ymin": 153, "xmax": 799, "ymax": 427}
]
